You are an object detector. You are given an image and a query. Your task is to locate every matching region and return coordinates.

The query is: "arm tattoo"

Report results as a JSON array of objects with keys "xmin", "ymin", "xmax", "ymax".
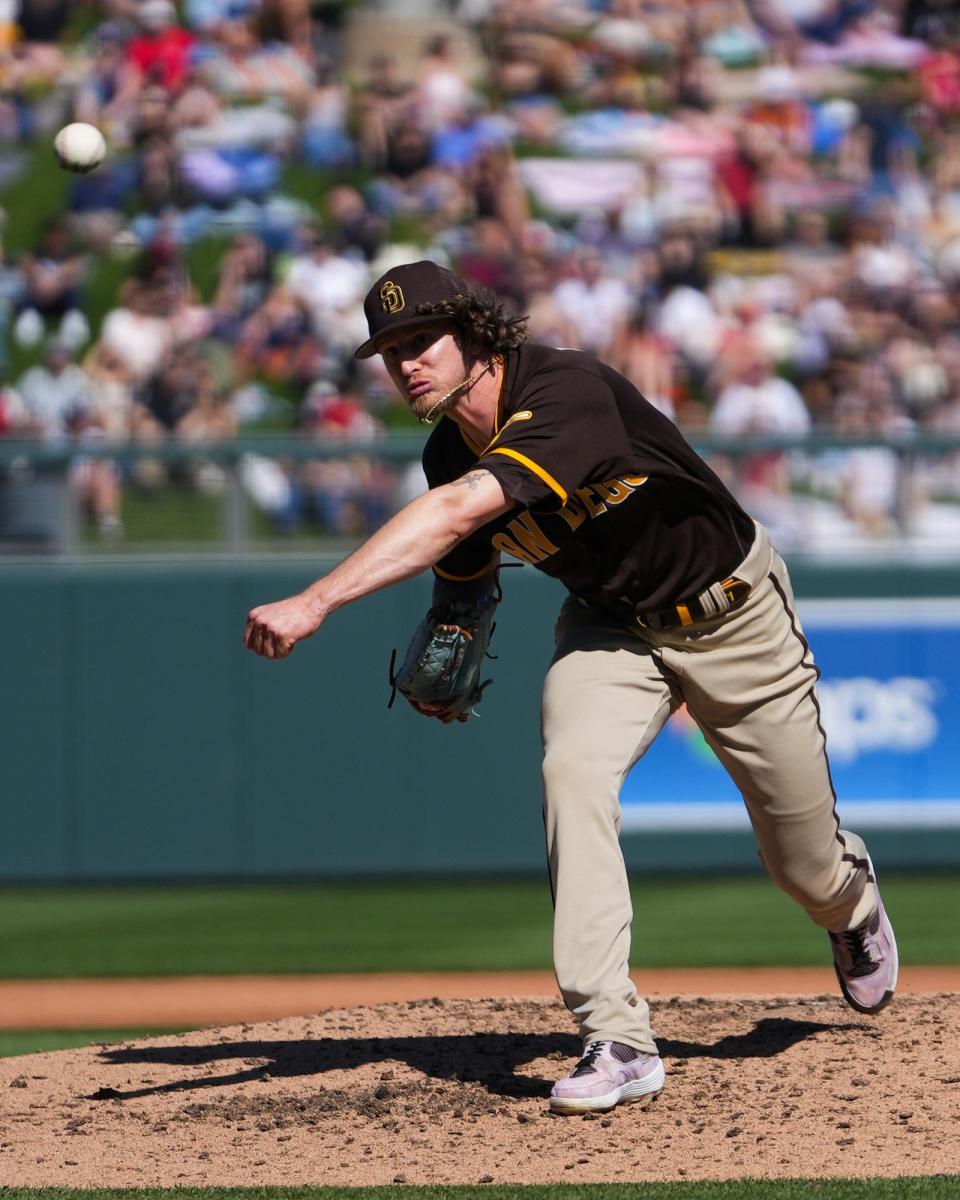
[{"xmin": 452, "ymin": 470, "xmax": 487, "ymax": 491}]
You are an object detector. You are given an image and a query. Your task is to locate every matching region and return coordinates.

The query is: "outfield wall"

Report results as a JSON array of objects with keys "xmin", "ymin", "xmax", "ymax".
[{"xmin": 5, "ymin": 557, "xmax": 960, "ymax": 881}]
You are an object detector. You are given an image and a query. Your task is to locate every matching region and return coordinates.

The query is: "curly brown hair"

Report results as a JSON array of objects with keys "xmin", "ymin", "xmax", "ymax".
[{"xmin": 415, "ymin": 287, "xmax": 529, "ymax": 356}]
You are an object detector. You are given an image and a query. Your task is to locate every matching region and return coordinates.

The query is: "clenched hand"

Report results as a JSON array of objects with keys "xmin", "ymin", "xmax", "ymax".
[{"xmin": 243, "ymin": 593, "xmax": 324, "ymax": 660}]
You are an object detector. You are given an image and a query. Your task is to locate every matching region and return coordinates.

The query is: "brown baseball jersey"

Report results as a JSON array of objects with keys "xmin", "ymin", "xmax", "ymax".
[{"xmin": 424, "ymin": 343, "xmax": 756, "ymax": 617}]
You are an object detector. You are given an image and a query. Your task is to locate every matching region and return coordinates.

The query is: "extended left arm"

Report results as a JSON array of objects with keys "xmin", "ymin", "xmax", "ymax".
[{"xmin": 243, "ymin": 468, "xmax": 511, "ymax": 659}]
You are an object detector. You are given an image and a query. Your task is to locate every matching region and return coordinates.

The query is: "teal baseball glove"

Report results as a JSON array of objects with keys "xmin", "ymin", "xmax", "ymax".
[{"xmin": 388, "ymin": 592, "xmax": 498, "ymax": 724}]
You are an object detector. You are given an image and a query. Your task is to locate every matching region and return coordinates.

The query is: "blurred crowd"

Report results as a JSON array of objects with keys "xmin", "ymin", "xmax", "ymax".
[{"xmin": 0, "ymin": 0, "xmax": 959, "ymax": 549}]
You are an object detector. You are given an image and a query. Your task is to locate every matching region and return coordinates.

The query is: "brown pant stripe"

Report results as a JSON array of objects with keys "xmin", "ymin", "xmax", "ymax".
[{"xmin": 766, "ymin": 571, "xmax": 843, "ymax": 841}]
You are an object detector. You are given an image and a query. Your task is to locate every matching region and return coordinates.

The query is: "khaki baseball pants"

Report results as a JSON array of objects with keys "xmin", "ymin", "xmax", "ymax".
[{"xmin": 540, "ymin": 523, "xmax": 877, "ymax": 1054}]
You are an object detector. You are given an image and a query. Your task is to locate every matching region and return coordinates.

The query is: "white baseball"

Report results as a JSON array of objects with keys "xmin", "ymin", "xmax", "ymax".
[{"xmin": 53, "ymin": 123, "xmax": 107, "ymax": 174}]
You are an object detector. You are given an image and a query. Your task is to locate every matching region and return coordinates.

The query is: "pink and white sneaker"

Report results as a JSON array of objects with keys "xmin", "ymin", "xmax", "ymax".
[
  {"xmin": 549, "ymin": 1040, "xmax": 665, "ymax": 1114},
  {"xmin": 829, "ymin": 856, "xmax": 899, "ymax": 1015}
]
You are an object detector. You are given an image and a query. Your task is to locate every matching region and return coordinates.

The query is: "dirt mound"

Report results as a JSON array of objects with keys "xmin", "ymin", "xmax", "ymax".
[{"xmin": 0, "ymin": 993, "xmax": 957, "ymax": 1186}]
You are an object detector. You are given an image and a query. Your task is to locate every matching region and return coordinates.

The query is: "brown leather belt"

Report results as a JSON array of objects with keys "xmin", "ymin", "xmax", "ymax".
[{"xmin": 636, "ymin": 576, "xmax": 752, "ymax": 632}]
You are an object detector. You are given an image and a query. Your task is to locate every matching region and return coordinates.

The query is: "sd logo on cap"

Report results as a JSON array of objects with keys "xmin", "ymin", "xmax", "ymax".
[{"xmin": 379, "ymin": 281, "xmax": 405, "ymax": 314}]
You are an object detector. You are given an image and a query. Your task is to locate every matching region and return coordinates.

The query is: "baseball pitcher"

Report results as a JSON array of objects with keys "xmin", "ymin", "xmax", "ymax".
[{"xmin": 243, "ymin": 261, "xmax": 898, "ymax": 1114}]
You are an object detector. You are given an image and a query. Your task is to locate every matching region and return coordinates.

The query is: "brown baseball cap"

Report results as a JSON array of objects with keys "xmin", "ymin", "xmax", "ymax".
[{"xmin": 354, "ymin": 260, "xmax": 470, "ymax": 359}]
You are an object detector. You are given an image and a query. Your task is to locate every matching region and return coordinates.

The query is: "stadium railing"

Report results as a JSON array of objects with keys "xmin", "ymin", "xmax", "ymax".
[{"xmin": 1, "ymin": 431, "xmax": 959, "ymax": 558}]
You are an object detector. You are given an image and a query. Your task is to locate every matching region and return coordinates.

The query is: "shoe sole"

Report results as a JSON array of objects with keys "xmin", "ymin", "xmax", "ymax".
[
  {"xmin": 549, "ymin": 1061, "xmax": 666, "ymax": 1114},
  {"xmin": 837, "ymin": 975, "xmax": 897, "ymax": 1015},
  {"xmin": 835, "ymin": 853, "xmax": 899, "ymax": 1016}
]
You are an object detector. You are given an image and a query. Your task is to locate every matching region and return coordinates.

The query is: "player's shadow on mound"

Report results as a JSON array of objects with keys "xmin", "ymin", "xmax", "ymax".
[
  {"xmin": 89, "ymin": 1032, "xmax": 573, "ymax": 1102},
  {"xmin": 87, "ymin": 1017, "xmax": 850, "ymax": 1103},
  {"xmin": 658, "ymin": 1016, "xmax": 864, "ymax": 1062}
]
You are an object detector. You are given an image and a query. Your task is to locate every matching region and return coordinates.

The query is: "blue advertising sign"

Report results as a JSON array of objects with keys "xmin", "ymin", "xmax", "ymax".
[{"xmin": 620, "ymin": 600, "xmax": 960, "ymax": 831}]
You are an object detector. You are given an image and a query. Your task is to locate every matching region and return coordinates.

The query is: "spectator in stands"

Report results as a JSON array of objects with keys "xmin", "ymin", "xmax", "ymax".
[
  {"xmin": 821, "ymin": 389, "xmax": 903, "ymax": 539},
  {"xmin": 708, "ymin": 334, "xmax": 813, "ymax": 541},
  {"xmin": 784, "ymin": 208, "xmax": 845, "ymax": 285},
  {"xmin": 209, "ymin": 232, "xmax": 273, "ymax": 340},
  {"xmin": 301, "ymin": 56, "xmax": 354, "ymax": 169},
  {"xmin": 14, "ymin": 218, "xmax": 90, "ymax": 351},
  {"xmin": 710, "ymin": 337, "xmax": 812, "ymax": 436},
  {"xmin": 101, "ymin": 277, "xmax": 173, "ymax": 382},
  {"xmin": 454, "ymin": 217, "xmax": 522, "ymax": 305},
  {"xmin": 17, "ymin": 338, "xmax": 123, "ymax": 534},
  {"xmin": 125, "ymin": 1, "xmax": 195, "ymax": 95},
  {"xmin": 74, "ymin": 20, "xmax": 132, "ymax": 135},
  {"xmin": 516, "ymin": 254, "xmax": 578, "ymax": 350},
  {"xmin": 848, "ymin": 198, "xmax": 918, "ymax": 303},
  {"xmin": 654, "ymin": 226, "xmax": 725, "ymax": 373},
  {"xmin": 612, "ymin": 299, "xmax": 677, "ymax": 421},
  {"xmin": 235, "ymin": 282, "xmax": 322, "ymax": 387},
  {"xmin": 191, "ymin": 1, "xmax": 313, "ymax": 102},
  {"xmin": 415, "ymin": 33, "xmax": 474, "ymax": 135},
  {"xmin": 297, "ymin": 379, "xmax": 392, "ymax": 537},
  {"xmin": 354, "ymin": 52, "xmax": 415, "ymax": 170},
  {"xmin": 551, "ymin": 248, "xmax": 633, "ymax": 361},
  {"xmin": 323, "ymin": 186, "xmax": 386, "ymax": 262},
  {"xmin": 283, "ymin": 230, "xmax": 367, "ymax": 352},
  {"xmin": 16, "ymin": 337, "xmax": 88, "ymax": 439},
  {"xmin": 135, "ymin": 344, "xmax": 234, "ymax": 443},
  {"xmin": 82, "ymin": 339, "xmax": 137, "ymax": 443},
  {"xmin": 7, "ymin": 0, "xmax": 69, "ymax": 90},
  {"xmin": 464, "ymin": 145, "xmax": 530, "ymax": 246}
]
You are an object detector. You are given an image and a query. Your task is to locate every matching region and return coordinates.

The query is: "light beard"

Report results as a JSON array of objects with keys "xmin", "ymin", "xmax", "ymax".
[{"xmin": 417, "ymin": 362, "xmax": 493, "ymax": 426}]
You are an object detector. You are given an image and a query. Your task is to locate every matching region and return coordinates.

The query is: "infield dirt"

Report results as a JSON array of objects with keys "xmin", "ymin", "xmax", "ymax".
[{"xmin": 0, "ymin": 991, "xmax": 957, "ymax": 1186}]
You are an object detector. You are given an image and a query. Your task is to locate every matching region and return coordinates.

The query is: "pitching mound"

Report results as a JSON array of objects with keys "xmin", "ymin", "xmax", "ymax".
[{"xmin": 0, "ymin": 993, "xmax": 957, "ymax": 1186}]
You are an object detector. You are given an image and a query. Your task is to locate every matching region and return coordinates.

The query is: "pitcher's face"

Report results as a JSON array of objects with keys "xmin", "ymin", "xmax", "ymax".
[{"xmin": 377, "ymin": 320, "xmax": 469, "ymax": 422}]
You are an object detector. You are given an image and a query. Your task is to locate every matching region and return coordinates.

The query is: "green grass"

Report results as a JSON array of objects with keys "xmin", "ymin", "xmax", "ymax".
[
  {"xmin": 0, "ymin": 1182, "xmax": 957, "ymax": 1199},
  {"xmin": 0, "ymin": 143, "xmax": 71, "ymax": 259},
  {"xmin": 0, "ymin": 1028, "xmax": 186, "ymax": 1058},
  {"xmin": 82, "ymin": 480, "xmax": 224, "ymax": 545},
  {"xmin": 0, "ymin": 875, "xmax": 954, "ymax": 979}
]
